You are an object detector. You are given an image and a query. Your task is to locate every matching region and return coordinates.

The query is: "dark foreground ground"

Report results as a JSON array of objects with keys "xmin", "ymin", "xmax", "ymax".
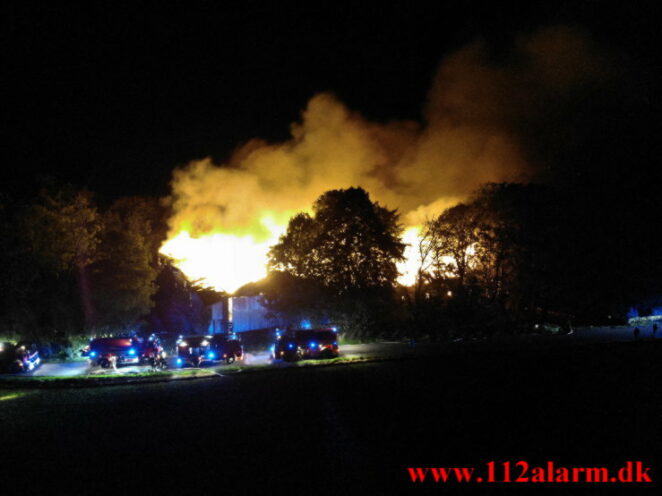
[{"xmin": 1, "ymin": 341, "xmax": 660, "ymax": 494}]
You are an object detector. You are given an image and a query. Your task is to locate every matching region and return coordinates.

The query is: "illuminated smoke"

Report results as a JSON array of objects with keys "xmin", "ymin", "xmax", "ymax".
[{"xmin": 161, "ymin": 26, "xmax": 612, "ymax": 292}]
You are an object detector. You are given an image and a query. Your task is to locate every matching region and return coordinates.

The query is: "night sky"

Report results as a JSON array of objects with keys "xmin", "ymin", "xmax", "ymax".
[{"xmin": 2, "ymin": 1, "xmax": 660, "ymax": 201}]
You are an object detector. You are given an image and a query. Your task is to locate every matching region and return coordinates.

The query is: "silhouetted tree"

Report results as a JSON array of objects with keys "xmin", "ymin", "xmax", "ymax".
[
  {"xmin": 89, "ymin": 197, "xmax": 159, "ymax": 332},
  {"xmin": 418, "ymin": 184, "xmax": 563, "ymax": 336},
  {"xmin": 424, "ymin": 203, "xmax": 482, "ymax": 291},
  {"xmin": 22, "ymin": 187, "xmax": 102, "ymax": 336},
  {"xmin": 147, "ymin": 258, "xmax": 208, "ymax": 334},
  {"xmin": 267, "ymin": 187, "xmax": 406, "ymax": 337},
  {"xmin": 0, "ymin": 194, "xmax": 44, "ymax": 338},
  {"xmin": 268, "ymin": 213, "xmax": 319, "ymax": 280},
  {"xmin": 270, "ymin": 187, "xmax": 405, "ymax": 292}
]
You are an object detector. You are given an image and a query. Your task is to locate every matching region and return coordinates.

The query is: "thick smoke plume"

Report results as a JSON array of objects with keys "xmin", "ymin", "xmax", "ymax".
[{"xmin": 166, "ymin": 26, "xmax": 612, "ymax": 240}]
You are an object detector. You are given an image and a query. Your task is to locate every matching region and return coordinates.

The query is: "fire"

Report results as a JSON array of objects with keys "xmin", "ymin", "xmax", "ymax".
[
  {"xmin": 159, "ymin": 214, "xmax": 288, "ymax": 294},
  {"xmin": 397, "ymin": 227, "xmax": 424, "ymax": 287},
  {"xmin": 161, "ymin": 219, "xmax": 426, "ymax": 293}
]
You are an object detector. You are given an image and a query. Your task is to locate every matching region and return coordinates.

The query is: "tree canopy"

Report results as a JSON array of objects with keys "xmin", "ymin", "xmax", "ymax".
[
  {"xmin": 265, "ymin": 187, "xmax": 405, "ymax": 336},
  {"xmin": 0, "ymin": 186, "xmax": 205, "ymax": 347},
  {"xmin": 269, "ymin": 187, "xmax": 405, "ymax": 292}
]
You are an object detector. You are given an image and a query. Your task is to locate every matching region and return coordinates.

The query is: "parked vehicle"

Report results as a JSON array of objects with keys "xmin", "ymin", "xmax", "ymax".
[
  {"xmin": 0, "ymin": 341, "xmax": 41, "ymax": 373},
  {"xmin": 82, "ymin": 336, "xmax": 166, "ymax": 369},
  {"xmin": 85, "ymin": 337, "xmax": 142, "ymax": 368},
  {"xmin": 176, "ymin": 334, "xmax": 243, "ymax": 367},
  {"xmin": 271, "ymin": 328, "xmax": 339, "ymax": 362}
]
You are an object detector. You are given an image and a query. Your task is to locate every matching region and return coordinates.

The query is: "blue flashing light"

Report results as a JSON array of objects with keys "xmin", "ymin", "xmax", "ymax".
[
  {"xmin": 301, "ymin": 319, "xmax": 312, "ymax": 329},
  {"xmin": 309, "ymin": 341, "xmax": 318, "ymax": 349},
  {"xmin": 176, "ymin": 357, "xmax": 183, "ymax": 366},
  {"xmin": 331, "ymin": 326, "xmax": 337, "ymax": 332},
  {"xmin": 89, "ymin": 351, "xmax": 97, "ymax": 358},
  {"xmin": 269, "ymin": 345, "xmax": 275, "ymax": 353},
  {"xmin": 287, "ymin": 343, "xmax": 294, "ymax": 350},
  {"xmin": 128, "ymin": 348, "xmax": 137, "ymax": 356},
  {"xmin": 333, "ymin": 341, "xmax": 337, "ymax": 346},
  {"xmin": 207, "ymin": 351, "xmax": 216, "ymax": 360}
]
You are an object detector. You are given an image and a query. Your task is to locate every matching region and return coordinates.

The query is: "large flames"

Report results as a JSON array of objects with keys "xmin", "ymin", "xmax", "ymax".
[
  {"xmin": 160, "ymin": 218, "xmax": 424, "ymax": 293},
  {"xmin": 160, "ymin": 214, "xmax": 288, "ymax": 293}
]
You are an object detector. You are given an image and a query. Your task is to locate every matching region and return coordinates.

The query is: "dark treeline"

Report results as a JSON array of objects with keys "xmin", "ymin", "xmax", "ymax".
[
  {"xmin": 245, "ymin": 74, "xmax": 662, "ymax": 340},
  {"xmin": 241, "ymin": 180, "xmax": 662, "ymax": 341},
  {"xmin": 0, "ymin": 185, "xmax": 207, "ymax": 356},
  {"xmin": 1, "ymin": 164, "xmax": 660, "ymax": 347}
]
